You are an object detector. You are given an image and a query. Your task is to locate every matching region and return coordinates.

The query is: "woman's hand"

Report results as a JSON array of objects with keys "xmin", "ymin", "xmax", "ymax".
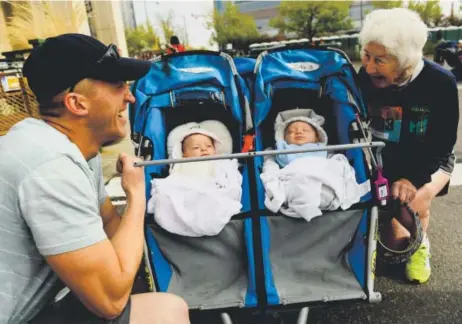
[
  {"xmin": 391, "ymin": 178, "xmax": 417, "ymax": 204},
  {"xmin": 409, "ymin": 186, "xmax": 433, "ymax": 215}
]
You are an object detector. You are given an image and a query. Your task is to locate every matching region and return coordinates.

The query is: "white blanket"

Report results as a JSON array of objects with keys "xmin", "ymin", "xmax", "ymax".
[
  {"xmin": 260, "ymin": 154, "xmax": 361, "ymax": 222},
  {"xmin": 147, "ymin": 159, "xmax": 243, "ymax": 237}
]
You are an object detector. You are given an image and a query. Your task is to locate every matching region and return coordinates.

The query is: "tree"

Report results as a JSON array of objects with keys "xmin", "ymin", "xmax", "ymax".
[
  {"xmin": 124, "ymin": 22, "xmax": 160, "ymax": 57},
  {"xmin": 207, "ymin": 2, "xmax": 260, "ymax": 48},
  {"xmin": 269, "ymin": 1, "xmax": 353, "ymax": 41},
  {"xmin": 371, "ymin": 1, "xmax": 403, "ymax": 9},
  {"xmin": 408, "ymin": 0, "xmax": 443, "ymax": 27}
]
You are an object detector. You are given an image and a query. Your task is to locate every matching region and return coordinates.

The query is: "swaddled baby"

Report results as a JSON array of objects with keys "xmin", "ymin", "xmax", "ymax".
[
  {"xmin": 261, "ymin": 109, "xmax": 361, "ymax": 222},
  {"xmin": 147, "ymin": 122, "xmax": 242, "ymax": 237}
]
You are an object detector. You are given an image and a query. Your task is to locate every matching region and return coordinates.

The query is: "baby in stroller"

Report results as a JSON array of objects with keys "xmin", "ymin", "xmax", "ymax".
[
  {"xmin": 147, "ymin": 120, "xmax": 243, "ymax": 237},
  {"xmin": 261, "ymin": 109, "xmax": 361, "ymax": 221}
]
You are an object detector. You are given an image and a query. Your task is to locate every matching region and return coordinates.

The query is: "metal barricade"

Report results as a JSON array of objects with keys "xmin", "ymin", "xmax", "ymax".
[{"xmin": 0, "ymin": 62, "xmax": 39, "ymax": 135}]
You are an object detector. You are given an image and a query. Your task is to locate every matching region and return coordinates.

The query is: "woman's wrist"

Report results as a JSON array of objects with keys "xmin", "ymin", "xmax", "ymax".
[
  {"xmin": 419, "ymin": 184, "xmax": 436, "ymax": 200},
  {"xmin": 425, "ymin": 169, "xmax": 452, "ymax": 198}
]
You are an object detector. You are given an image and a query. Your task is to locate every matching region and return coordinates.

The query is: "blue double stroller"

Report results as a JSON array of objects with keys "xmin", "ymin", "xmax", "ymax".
[{"xmin": 129, "ymin": 46, "xmax": 384, "ymax": 323}]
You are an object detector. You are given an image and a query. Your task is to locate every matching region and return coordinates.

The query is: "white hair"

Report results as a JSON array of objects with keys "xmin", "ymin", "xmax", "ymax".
[{"xmin": 359, "ymin": 8, "xmax": 428, "ymax": 69}]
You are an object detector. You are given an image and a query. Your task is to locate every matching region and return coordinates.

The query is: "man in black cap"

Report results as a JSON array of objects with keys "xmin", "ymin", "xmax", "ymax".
[{"xmin": 0, "ymin": 34, "xmax": 189, "ymax": 324}]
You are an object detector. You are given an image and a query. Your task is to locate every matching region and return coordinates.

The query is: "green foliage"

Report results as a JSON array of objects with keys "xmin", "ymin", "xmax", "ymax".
[
  {"xmin": 408, "ymin": 0, "xmax": 443, "ymax": 27},
  {"xmin": 208, "ymin": 2, "xmax": 260, "ymax": 47},
  {"xmin": 269, "ymin": 1, "xmax": 353, "ymax": 41},
  {"xmin": 124, "ymin": 22, "xmax": 160, "ymax": 57},
  {"xmin": 371, "ymin": 1, "xmax": 403, "ymax": 9}
]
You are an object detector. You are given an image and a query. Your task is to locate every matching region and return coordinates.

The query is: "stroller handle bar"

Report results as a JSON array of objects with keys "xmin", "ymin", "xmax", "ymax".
[{"xmin": 134, "ymin": 141, "xmax": 385, "ymax": 167}]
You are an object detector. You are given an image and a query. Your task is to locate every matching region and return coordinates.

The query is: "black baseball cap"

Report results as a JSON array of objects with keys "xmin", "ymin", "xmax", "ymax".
[{"xmin": 23, "ymin": 33, "xmax": 151, "ymax": 103}]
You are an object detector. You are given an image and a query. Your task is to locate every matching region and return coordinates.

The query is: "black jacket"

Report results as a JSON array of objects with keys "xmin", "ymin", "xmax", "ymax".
[{"xmin": 358, "ymin": 60, "xmax": 459, "ymax": 194}]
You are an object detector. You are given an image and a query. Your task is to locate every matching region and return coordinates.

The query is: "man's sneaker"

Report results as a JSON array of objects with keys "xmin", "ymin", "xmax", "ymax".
[{"xmin": 405, "ymin": 235, "xmax": 431, "ymax": 284}]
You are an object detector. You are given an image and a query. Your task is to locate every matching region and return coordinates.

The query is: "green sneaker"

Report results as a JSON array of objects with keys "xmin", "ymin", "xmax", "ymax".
[{"xmin": 405, "ymin": 236, "xmax": 431, "ymax": 284}]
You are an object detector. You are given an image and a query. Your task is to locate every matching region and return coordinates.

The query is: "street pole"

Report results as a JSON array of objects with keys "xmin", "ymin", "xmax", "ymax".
[
  {"xmin": 183, "ymin": 15, "xmax": 189, "ymax": 46},
  {"xmin": 144, "ymin": 0, "xmax": 149, "ymax": 25}
]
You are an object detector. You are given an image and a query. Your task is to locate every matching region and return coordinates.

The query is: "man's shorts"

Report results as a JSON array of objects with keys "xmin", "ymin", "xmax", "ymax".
[{"xmin": 30, "ymin": 293, "xmax": 131, "ymax": 324}]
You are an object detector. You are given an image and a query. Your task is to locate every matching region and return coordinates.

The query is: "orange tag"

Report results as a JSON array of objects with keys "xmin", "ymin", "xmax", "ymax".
[{"xmin": 242, "ymin": 134, "xmax": 255, "ymax": 153}]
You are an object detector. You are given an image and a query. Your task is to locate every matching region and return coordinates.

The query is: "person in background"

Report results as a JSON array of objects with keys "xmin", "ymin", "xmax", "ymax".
[
  {"xmin": 166, "ymin": 35, "xmax": 186, "ymax": 54},
  {"xmin": 433, "ymin": 30, "xmax": 456, "ymax": 65}
]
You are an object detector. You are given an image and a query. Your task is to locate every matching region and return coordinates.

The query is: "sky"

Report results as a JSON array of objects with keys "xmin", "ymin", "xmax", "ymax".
[{"xmin": 131, "ymin": 0, "xmax": 218, "ymax": 50}]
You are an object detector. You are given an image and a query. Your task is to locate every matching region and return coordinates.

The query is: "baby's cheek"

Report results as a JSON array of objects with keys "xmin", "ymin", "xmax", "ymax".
[
  {"xmin": 183, "ymin": 149, "xmax": 194, "ymax": 158},
  {"xmin": 287, "ymin": 137, "xmax": 296, "ymax": 144}
]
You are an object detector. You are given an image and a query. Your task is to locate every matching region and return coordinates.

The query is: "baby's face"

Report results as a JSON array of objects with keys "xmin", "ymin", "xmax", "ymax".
[
  {"xmin": 284, "ymin": 121, "xmax": 318, "ymax": 145},
  {"xmin": 182, "ymin": 133, "xmax": 216, "ymax": 158}
]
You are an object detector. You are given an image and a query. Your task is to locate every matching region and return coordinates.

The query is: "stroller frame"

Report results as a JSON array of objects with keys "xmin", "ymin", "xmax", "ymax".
[
  {"xmin": 130, "ymin": 46, "xmax": 385, "ymax": 323},
  {"xmin": 137, "ymin": 141, "xmax": 384, "ymax": 323}
]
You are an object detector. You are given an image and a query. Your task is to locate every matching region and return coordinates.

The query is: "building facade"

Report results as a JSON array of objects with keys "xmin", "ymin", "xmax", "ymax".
[
  {"xmin": 349, "ymin": 0, "xmax": 374, "ymax": 30},
  {"xmin": 120, "ymin": 0, "xmax": 137, "ymax": 30}
]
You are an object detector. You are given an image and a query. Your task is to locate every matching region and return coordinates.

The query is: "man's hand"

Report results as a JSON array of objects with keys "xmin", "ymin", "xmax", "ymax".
[
  {"xmin": 391, "ymin": 178, "xmax": 417, "ymax": 204},
  {"xmin": 116, "ymin": 153, "xmax": 145, "ymax": 200}
]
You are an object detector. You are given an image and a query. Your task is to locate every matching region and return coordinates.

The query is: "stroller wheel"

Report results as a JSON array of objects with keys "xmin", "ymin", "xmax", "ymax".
[{"xmin": 377, "ymin": 201, "xmax": 423, "ymax": 265}]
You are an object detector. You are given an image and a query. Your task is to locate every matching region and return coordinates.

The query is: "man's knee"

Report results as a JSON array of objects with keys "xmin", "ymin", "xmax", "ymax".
[
  {"xmin": 130, "ymin": 292, "xmax": 189, "ymax": 324},
  {"xmin": 161, "ymin": 293, "xmax": 189, "ymax": 314}
]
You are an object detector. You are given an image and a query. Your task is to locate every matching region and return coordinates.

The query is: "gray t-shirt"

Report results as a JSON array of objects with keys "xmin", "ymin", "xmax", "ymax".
[{"xmin": 0, "ymin": 118, "xmax": 108, "ymax": 324}]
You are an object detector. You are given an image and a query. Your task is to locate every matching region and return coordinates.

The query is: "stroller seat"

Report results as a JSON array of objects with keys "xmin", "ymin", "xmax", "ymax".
[
  {"xmin": 145, "ymin": 103, "xmax": 251, "ymax": 309},
  {"xmin": 248, "ymin": 45, "xmax": 381, "ymax": 307},
  {"xmin": 129, "ymin": 51, "xmax": 263, "ymax": 312}
]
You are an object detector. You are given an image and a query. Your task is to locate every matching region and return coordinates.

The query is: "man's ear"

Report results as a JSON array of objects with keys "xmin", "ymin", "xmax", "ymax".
[{"xmin": 63, "ymin": 93, "xmax": 90, "ymax": 117}]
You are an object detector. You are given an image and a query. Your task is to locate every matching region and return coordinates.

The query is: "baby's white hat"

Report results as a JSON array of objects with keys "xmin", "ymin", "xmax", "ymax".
[
  {"xmin": 167, "ymin": 120, "xmax": 233, "ymax": 159},
  {"xmin": 274, "ymin": 108, "xmax": 328, "ymax": 144}
]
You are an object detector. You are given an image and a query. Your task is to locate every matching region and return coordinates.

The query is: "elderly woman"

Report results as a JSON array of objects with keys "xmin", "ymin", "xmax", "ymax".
[{"xmin": 358, "ymin": 8, "xmax": 459, "ymax": 284}]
